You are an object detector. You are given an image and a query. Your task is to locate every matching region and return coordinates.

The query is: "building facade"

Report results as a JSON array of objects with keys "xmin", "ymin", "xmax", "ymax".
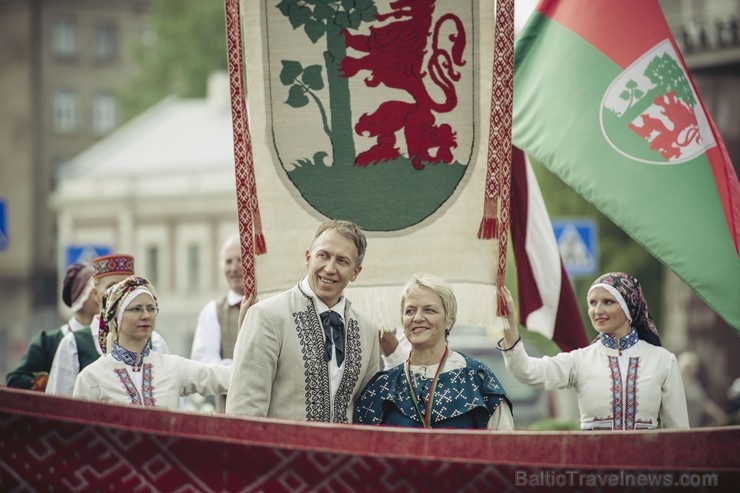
[
  {"xmin": 0, "ymin": 0, "xmax": 152, "ymax": 376},
  {"xmin": 50, "ymin": 73, "xmax": 238, "ymax": 357}
]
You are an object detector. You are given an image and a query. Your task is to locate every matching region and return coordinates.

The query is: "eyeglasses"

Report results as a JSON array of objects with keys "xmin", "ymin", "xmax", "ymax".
[{"xmin": 123, "ymin": 305, "xmax": 159, "ymax": 316}]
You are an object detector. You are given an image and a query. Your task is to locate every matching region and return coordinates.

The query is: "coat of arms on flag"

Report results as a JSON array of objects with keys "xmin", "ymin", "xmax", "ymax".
[
  {"xmin": 601, "ymin": 40, "xmax": 715, "ymax": 164},
  {"xmin": 259, "ymin": 0, "xmax": 478, "ymax": 232},
  {"xmin": 512, "ymin": 0, "xmax": 740, "ymax": 332}
]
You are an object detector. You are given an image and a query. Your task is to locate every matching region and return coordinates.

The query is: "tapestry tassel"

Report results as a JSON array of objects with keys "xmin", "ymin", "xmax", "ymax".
[{"xmin": 477, "ymin": 198, "xmax": 499, "ymax": 240}]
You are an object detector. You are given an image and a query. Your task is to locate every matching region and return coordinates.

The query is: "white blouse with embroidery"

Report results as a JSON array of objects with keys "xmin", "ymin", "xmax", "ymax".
[
  {"xmin": 73, "ymin": 350, "xmax": 230, "ymax": 410},
  {"xmin": 502, "ymin": 339, "xmax": 689, "ymax": 430}
]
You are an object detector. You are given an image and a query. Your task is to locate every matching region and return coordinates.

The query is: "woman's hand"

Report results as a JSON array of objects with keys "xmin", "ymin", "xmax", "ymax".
[
  {"xmin": 379, "ymin": 329, "xmax": 399, "ymax": 357},
  {"xmin": 500, "ymin": 285, "xmax": 516, "ymax": 315},
  {"xmin": 499, "ymin": 285, "xmax": 521, "ymax": 348}
]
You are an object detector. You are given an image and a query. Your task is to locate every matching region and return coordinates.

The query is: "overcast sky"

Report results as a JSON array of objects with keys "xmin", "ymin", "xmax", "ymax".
[{"xmin": 515, "ymin": 0, "xmax": 538, "ymax": 33}]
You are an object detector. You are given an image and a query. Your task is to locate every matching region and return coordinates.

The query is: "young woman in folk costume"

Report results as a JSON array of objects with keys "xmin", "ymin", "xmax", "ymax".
[
  {"xmin": 499, "ymin": 272, "xmax": 689, "ymax": 430},
  {"xmin": 74, "ymin": 276, "xmax": 229, "ymax": 409}
]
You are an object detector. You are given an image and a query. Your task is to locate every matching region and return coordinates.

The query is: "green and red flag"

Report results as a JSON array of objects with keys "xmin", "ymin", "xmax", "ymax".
[{"xmin": 513, "ymin": 0, "xmax": 740, "ymax": 332}]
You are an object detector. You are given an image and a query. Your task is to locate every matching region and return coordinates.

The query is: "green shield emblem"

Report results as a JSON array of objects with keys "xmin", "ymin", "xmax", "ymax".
[
  {"xmin": 265, "ymin": 0, "xmax": 478, "ymax": 231},
  {"xmin": 600, "ymin": 40, "xmax": 716, "ymax": 165}
]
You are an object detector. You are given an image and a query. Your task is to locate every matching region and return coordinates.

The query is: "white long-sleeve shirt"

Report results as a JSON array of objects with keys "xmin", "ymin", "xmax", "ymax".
[
  {"xmin": 74, "ymin": 351, "xmax": 229, "ymax": 410},
  {"xmin": 190, "ymin": 289, "xmax": 242, "ymax": 365},
  {"xmin": 503, "ymin": 339, "xmax": 689, "ymax": 430}
]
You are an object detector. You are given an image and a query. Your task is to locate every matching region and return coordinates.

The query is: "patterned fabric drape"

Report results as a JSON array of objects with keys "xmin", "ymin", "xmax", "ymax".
[
  {"xmin": 478, "ymin": 0, "xmax": 514, "ymax": 320},
  {"xmin": 1, "ymin": 388, "xmax": 736, "ymax": 492},
  {"xmin": 224, "ymin": 0, "xmax": 265, "ymax": 297}
]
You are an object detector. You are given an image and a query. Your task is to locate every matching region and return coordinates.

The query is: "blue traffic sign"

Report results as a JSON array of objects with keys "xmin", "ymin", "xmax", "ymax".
[
  {"xmin": 0, "ymin": 200, "xmax": 7, "ymax": 251},
  {"xmin": 65, "ymin": 244, "xmax": 112, "ymax": 269},
  {"xmin": 0, "ymin": 199, "xmax": 8, "ymax": 251},
  {"xmin": 552, "ymin": 218, "xmax": 598, "ymax": 277}
]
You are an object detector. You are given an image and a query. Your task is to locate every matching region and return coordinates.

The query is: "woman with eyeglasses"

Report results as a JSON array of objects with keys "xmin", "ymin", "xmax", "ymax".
[{"xmin": 73, "ymin": 276, "xmax": 230, "ymax": 409}]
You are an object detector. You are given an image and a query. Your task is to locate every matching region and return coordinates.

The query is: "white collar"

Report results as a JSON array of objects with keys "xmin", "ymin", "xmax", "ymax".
[
  {"xmin": 300, "ymin": 277, "xmax": 346, "ymax": 320},
  {"xmin": 227, "ymin": 289, "xmax": 244, "ymax": 306},
  {"xmin": 67, "ymin": 316, "xmax": 88, "ymax": 332}
]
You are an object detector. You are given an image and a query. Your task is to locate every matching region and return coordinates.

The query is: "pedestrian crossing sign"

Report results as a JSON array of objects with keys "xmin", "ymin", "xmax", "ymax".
[
  {"xmin": 552, "ymin": 218, "xmax": 598, "ymax": 277},
  {"xmin": 65, "ymin": 244, "xmax": 112, "ymax": 269}
]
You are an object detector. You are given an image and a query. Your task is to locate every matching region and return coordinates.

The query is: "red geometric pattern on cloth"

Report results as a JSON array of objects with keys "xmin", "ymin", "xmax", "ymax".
[
  {"xmin": 625, "ymin": 357, "xmax": 640, "ymax": 429},
  {"xmin": 479, "ymin": 0, "xmax": 514, "ymax": 240},
  {"xmin": 2, "ymin": 389, "xmax": 738, "ymax": 492},
  {"xmin": 114, "ymin": 364, "xmax": 156, "ymax": 406},
  {"xmin": 479, "ymin": 0, "xmax": 514, "ymax": 318},
  {"xmin": 91, "ymin": 254, "xmax": 134, "ymax": 279},
  {"xmin": 224, "ymin": 0, "xmax": 260, "ymax": 296},
  {"xmin": 607, "ymin": 355, "xmax": 623, "ymax": 430}
]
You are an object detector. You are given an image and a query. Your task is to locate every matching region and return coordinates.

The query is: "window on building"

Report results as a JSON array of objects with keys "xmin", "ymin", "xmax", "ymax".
[
  {"xmin": 93, "ymin": 22, "xmax": 118, "ymax": 62},
  {"xmin": 188, "ymin": 243, "xmax": 200, "ymax": 292},
  {"xmin": 147, "ymin": 246, "xmax": 159, "ymax": 286},
  {"xmin": 52, "ymin": 17, "xmax": 78, "ymax": 59},
  {"xmin": 92, "ymin": 93, "xmax": 117, "ymax": 135},
  {"xmin": 53, "ymin": 90, "xmax": 78, "ymax": 133}
]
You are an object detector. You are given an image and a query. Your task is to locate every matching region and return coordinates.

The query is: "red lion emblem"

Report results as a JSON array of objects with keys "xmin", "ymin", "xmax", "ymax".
[
  {"xmin": 340, "ymin": 0, "xmax": 466, "ymax": 170},
  {"xmin": 628, "ymin": 91, "xmax": 701, "ymax": 161}
]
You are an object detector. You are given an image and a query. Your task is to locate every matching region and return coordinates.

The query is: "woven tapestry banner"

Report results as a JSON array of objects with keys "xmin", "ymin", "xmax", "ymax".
[{"xmin": 241, "ymin": 0, "xmax": 499, "ymax": 327}]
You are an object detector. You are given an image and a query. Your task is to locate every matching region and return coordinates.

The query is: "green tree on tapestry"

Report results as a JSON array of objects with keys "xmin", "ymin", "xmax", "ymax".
[
  {"xmin": 271, "ymin": 0, "xmax": 471, "ymax": 232},
  {"xmin": 118, "ymin": 0, "xmax": 227, "ymax": 121},
  {"xmin": 276, "ymin": 0, "xmax": 379, "ymax": 167}
]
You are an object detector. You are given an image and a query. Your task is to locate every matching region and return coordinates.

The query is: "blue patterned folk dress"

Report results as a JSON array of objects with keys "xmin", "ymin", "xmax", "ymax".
[{"xmin": 355, "ymin": 352, "xmax": 512, "ymax": 429}]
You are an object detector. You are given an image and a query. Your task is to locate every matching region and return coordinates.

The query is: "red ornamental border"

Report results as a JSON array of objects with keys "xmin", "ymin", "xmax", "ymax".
[
  {"xmin": 477, "ymin": 0, "xmax": 515, "ymax": 319},
  {"xmin": 1, "ymin": 388, "xmax": 738, "ymax": 492},
  {"xmin": 224, "ymin": 0, "xmax": 264, "ymax": 297}
]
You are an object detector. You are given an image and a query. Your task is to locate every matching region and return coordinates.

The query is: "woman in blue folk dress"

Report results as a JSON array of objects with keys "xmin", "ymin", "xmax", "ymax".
[{"xmin": 355, "ymin": 274, "xmax": 513, "ymax": 429}]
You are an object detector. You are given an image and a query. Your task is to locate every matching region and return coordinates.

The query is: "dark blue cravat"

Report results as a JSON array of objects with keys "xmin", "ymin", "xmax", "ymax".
[{"xmin": 320, "ymin": 310, "xmax": 345, "ymax": 366}]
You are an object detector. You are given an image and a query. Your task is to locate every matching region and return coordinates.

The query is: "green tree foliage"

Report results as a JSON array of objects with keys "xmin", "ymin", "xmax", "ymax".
[
  {"xmin": 527, "ymin": 160, "xmax": 665, "ymax": 343},
  {"xmin": 645, "ymin": 53, "xmax": 696, "ymax": 106},
  {"xmin": 274, "ymin": 0, "xmax": 379, "ymax": 167},
  {"xmin": 118, "ymin": 0, "xmax": 227, "ymax": 121}
]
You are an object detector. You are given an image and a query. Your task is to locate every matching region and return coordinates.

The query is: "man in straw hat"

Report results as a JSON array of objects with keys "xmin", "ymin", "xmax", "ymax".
[
  {"xmin": 46, "ymin": 254, "xmax": 170, "ymax": 396},
  {"xmin": 5, "ymin": 262, "xmax": 99, "ymax": 391}
]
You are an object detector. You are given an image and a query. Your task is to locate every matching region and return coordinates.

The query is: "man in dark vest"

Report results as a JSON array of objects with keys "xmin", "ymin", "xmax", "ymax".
[
  {"xmin": 46, "ymin": 253, "xmax": 170, "ymax": 396},
  {"xmin": 190, "ymin": 234, "xmax": 244, "ymax": 412},
  {"xmin": 6, "ymin": 263, "xmax": 98, "ymax": 391}
]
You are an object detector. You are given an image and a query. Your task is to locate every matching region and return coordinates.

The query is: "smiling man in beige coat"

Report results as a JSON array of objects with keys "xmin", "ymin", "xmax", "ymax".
[{"xmin": 226, "ymin": 220, "xmax": 379, "ymax": 422}]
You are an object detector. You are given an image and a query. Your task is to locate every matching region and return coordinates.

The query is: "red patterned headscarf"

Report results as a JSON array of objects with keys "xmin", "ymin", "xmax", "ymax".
[
  {"xmin": 98, "ymin": 276, "xmax": 157, "ymax": 353},
  {"xmin": 588, "ymin": 272, "xmax": 661, "ymax": 346}
]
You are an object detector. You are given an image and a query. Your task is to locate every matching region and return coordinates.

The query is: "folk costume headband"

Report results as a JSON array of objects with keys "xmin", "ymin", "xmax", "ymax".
[
  {"xmin": 588, "ymin": 272, "xmax": 661, "ymax": 346},
  {"xmin": 92, "ymin": 254, "xmax": 135, "ymax": 279},
  {"xmin": 98, "ymin": 276, "xmax": 157, "ymax": 353}
]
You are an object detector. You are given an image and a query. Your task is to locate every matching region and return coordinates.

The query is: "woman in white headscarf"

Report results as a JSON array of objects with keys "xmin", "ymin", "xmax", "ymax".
[
  {"xmin": 73, "ymin": 276, "xmax": 229, "ymax": 409},
  {"xmin": 499, "ymin": 272, "xmax": 689, "ymax": 430}
]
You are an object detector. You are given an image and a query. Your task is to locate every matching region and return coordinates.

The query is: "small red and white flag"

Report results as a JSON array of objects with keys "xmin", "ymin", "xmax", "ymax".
[{"xmin": 510, "ymin": 147, "xmax": 589, "ymax": 351}]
